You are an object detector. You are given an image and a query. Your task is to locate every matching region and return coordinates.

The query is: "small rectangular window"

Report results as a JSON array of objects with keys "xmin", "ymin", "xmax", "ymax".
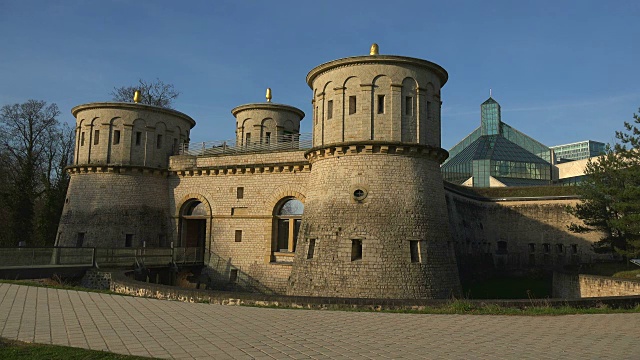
[
  {"xmin": 237, "ymin": 187, "xmax": 244, "ymax": 199},
  {"xmin": 113, "ymin": 130, "xmax": 121, "ymax": 145},
  {"xmin": 307, "ymin": 239, "xmax": 316, "ymax": 259},
  {"xmin": 528, "ymin": 243, "xmax": 535, "ymax": 253},
  {"xmin": 315, "ymin": 106, "xmax": 318, "ymax": 124},
  {"xmin": 556, "ymin": 243, "xmax": 564, "ymax": 253},
  {"xmin": 125, "ymin": 234, "xmax": 133, "ymax": 248},
  {"xmin": 76, "ymin": 233, "xmax": 85, "ymax": 247},
  {"xmin": 327, "ymin": 100, "xmax": 333, "ymax": 119},
  {"xmin": 94, "ymin": 130, "xmax": 100, "ymax": 145},
  {"xmin": 156, "ymin": 134, "xmax": 162, "ymax": 149},
  {"xmin": 235, "ymin": 230, "xmax": 242, "ymax": 242},
  {"xmin": 571, "ymin": 244, "xmax": 578, "ymax": 254},
  {"xmin": 229, "ymin": 269, "xmax": 238, "ymax": 283},
  {"xmin": 405, "ymin": 96, "xmax": 413, "ymax": 115},
  {"xmin": 351, "ymin": 239, "xmax": 362, "ymax": 261},
  {"xmin": 245, "ymin": 133, "xmax": 251, "ymax": 146},
  {"xmin": 543, "ymin": 243, "xmax": 551, "ymax": 253},
  {"xmin": 409, "ymin": 240, "xmax": 420, "ymax": 263},
  {"xmin": 377, "ymin": 95, "xmax": 385, "ymax": 114},
  {"xmin": 135, "ymin": 131, "xmax": 142, "ymax": 146},
  {"xmin": 265, "ymin": 132, "xmax": 271, "ymax": 144},
  {"xmin": 349, "ymin": 96, "xmax": 357, "ymax": 115},
  {"xmin": 80, "ymin": 132, "xmax": 85, "ymax": 146}
]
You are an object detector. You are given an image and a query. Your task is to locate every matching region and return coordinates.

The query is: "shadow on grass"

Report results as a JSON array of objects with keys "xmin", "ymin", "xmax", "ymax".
[{"xmin": 0, "ymin": 337, "xmax": 153, "ymax": 360}]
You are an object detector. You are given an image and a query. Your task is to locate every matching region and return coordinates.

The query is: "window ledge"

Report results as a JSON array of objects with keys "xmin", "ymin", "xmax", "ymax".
[
  {"xmin": 269, "ymin": 261, "xmax": 293, "ymax": 266},
  {"xmin": 274, "ymin": 251, "xmax": 295, "ymax": 257}
]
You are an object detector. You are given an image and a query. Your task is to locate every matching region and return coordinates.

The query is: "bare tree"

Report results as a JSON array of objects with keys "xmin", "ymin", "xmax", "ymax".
[
  {"xmin": 110, "ymin": 78, "xmax": 180, "ymax": 109},
  {"xmin": 0, "ymin": 100, "xmax": 73, "ymax": 246}
]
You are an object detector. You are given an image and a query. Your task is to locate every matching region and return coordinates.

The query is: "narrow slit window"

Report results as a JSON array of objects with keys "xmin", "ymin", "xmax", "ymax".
[
  {"xmin": 349, "ymin": 96, "xmax": 357, "ymax": 115},
  {"xmin": 76, "ymin": 232, "xmax": 85, "ymax": 247},
  {"xmin": 351, "ymin": 239, "xmax": 362, "ymax": 261},
  {"xmin": 135, "ymin": 131, "xmax": 142, "ymax": 146},
  {"xmin": 113, "ymin": 130, "xmax": 121, "ymax": 145},
  {"xmin": 307, "ymin": 239, "xmax": 316, "ymax": 259},
  {"xmin": 571, "ymin": 244, "xmax": 578, "ymax": 254},
  {"xmin": 427, "ymin": 101, "xmax": 432, "ymax": 120},
  {"xmin": 237, "ymin": 187, "xmax": 244, "ymax": 199},
  {"xmin": 94, "ymin": 130, "xmax": 100, "ymax": 145},
  {"xmin": 81, "ymin": 132, "xmax": 85, "ymax": 146},
  {"xmin": 410, "ymin": 240, "xmax": 420, "ymax": 263},
  {"xmin": 265, "ymin": 132, "xmax": 271, "ymax": 144},
  {"xmin": 405, "ymin": 96, "xmax": 413, "ymax": 115},
  {"xmin": 528, "ymin": 243, "xmax": 535, "ymax": 252},
  {"xmin": 377, "ymin": 95, "xmax": 385, "ymax": 114},
  {"xmin": 327, "ymin": 100, "xmax": 333, "ymax": 119},
  {"xmin": 125, "ymin": 234, "xmax": 133, "ymax": 248},
  {"xmin": 235, "ymin": 230, "xmax": 242, "ymax": 242},
  {"xmin": 245, "ymin": 133, "xmax": 251, "ymax": 146},
  {"xmin": 156, "ymin": 134, "xmax": 162, "ymax": 149},
  {"xmin": 229, "ymin": 269, "xmax": 238, "ymax": 283}
]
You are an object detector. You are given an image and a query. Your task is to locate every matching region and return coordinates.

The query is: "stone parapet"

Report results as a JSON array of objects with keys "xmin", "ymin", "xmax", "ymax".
[{"xmin": 305, "ymin": 141, "xmax": 448, "ymax": 164}]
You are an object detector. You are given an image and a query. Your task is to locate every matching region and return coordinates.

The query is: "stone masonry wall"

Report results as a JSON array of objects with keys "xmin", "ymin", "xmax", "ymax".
[
  {"xmin": 57, "ymin": 168, "xmax": 171, "ymax": 248},
  {"xmin": 445, "ymin": 191, "xmax": 605, "ymax": 269},
  {"xmin": 168, "ymin": 150, "xmax": 310, "ymax": 294},
  {"xmin": 552, "ymin": 272, "xmax": 640, "ymax": 298},
  {"xmin": 287, "ymin": 151, "xmax": 461, "ymax": 299}
]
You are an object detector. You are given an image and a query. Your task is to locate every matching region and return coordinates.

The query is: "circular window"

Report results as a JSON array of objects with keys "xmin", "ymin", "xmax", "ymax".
[{"xmin": 353, "ymin": 188, "xmax": 367, "ymax": 201}]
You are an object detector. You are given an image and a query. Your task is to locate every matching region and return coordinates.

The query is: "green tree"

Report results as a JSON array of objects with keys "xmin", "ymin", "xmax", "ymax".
[
  {"xmin": 568, "ymin": 108, "xmax": 640, "ymax": 259},
  {"xmin": 110, "ymin": 78, "xmax": 180, "ymax": 109}
]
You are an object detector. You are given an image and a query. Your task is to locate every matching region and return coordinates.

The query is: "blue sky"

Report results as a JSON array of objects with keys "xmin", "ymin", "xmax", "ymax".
[{"xmin": 1, "ymin": 0, "xmax": 638, "ymax": 150}]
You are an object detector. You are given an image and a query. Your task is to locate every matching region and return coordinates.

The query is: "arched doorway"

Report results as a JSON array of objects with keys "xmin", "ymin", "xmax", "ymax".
[
  {"xmin": 180, "ymin": 200, "xmax": 208, "ymax": 248},
  {"xmin": 274, "ymin": 198, "xmax": 304, "ymax": 253}
]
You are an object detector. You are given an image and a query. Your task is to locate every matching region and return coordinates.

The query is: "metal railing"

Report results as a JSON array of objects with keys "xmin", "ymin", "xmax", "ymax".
[
  {"xmin": 179, "ymin": 133, "xmax": 312, "ymax": 156},
  {"xmin": 0, "ymin": 247, "xmax": 205, "ymax": 269}
]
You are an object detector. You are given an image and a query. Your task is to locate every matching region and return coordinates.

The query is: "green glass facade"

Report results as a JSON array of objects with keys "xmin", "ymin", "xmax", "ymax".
[
  {"xmin": 549, "ymin": 140, "xmax": 605, "ymax": 163},
  {"xmin": 442, "ymin": 97, "xmax": 552, "ymax": 187}
]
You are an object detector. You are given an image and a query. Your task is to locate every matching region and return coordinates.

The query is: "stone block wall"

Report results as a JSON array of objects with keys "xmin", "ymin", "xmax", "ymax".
[
  {"xmin": 57, "ymin": 167, "xmax": 171, "ymax": 248},
  {"xmin": 445, "ymin": 191, "xmax": 605, "ymax": 270},
  {"xmin": 553, "ymin": 272, "xmax": 640, "ymax": 298},
  {"xmin": 168, "ymin": 151, "xmax": 310, "ymax": 294},
  {"xmin": 81, "ymin": 269, "xmax": 112, "ymax": 290},
  {"xmin": 287, "ymin": 148, "xmax": 461, "ymax": 299}
]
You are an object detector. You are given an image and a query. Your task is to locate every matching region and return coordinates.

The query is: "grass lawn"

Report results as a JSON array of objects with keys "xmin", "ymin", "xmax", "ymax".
[
  {"xmin": 0, "ymin": 338, "xmax": 152, "ymax": 359},
  {"xmin": 462, "ymin": 276, "xmax": 552, "ymax": 299}
]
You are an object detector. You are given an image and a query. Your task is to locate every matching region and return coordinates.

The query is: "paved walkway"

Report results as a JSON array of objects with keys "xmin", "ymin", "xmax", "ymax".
[{"xmin": 1, "ymin": 283, "xmax": 639, "ymax": 359}]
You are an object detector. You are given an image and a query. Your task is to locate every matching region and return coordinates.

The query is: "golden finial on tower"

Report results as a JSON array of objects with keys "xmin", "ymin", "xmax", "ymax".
[
  {"xmin": 370, "ymin": 43, "xmax": 379, "ymax": 55},
  {"xmin": 133, "ymin": 90, "xmax": 141, "ymax": 103},
  {"xmin": 266, "ymin": 87, "xmax": 272, "ymax": 102}
]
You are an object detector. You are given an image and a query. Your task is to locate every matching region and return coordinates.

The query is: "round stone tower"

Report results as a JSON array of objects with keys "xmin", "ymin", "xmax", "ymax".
[
  {"xmin": 287, "ymin": 45, "xmax": 461, "ymax": 299},
  {"xmin": 231, "ymin": 88, "xmax": 305, "ymax": 146},
  {"xmin": 56, "ymin": 101, "xmax": 195, "ymax": 248}
]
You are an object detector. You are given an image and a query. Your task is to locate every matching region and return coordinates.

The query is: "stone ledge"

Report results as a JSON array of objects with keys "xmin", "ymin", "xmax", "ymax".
[
  {"xmin": 106, "ymin": 269, "xmax": 640, "ymax": 310},
  {"xmin": 66, "ymin": 165, "xmax": 169, "ymax": 176},
  {"xmin": 169, "ymin": 161, "xmax": 311, "ymax": 177},
  {"xmin": 305, "ymin": 141, "xmax": 448, "ymax": 164}
]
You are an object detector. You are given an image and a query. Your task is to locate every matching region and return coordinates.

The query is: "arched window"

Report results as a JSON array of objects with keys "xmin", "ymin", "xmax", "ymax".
[
  {"xmin": 274, "ymin": 198, "xmax": 303, "ymax": 253},
  {"xmin": 184, "ymin": 201, "xmax": 207, "ymax": 216}
]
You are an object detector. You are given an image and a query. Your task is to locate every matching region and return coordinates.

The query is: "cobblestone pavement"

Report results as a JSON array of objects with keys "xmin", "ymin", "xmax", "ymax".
[{"xmin": 1, "ymin": 284, "xmax": 639, "ymax": 359}]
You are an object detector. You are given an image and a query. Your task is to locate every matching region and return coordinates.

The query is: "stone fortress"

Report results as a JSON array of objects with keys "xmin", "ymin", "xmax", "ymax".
[{"xmin": 57, "ymin": 45, "xmax": 603, "ymax": 299}]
